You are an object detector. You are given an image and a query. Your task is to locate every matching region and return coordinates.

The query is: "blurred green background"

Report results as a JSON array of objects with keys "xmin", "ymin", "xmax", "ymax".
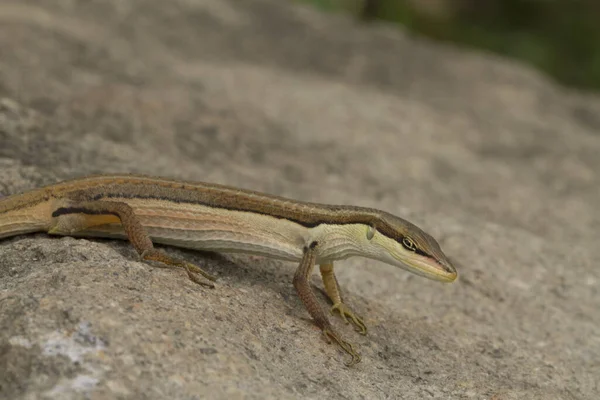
[{"xmin": 295, "ymin": 0, "xmax": 600, "ymax": 92}]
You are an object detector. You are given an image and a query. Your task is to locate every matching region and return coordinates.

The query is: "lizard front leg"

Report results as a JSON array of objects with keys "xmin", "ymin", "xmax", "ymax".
[
  {"xmin": 319, "ymin": 263, "xmax": 367, "ymax": 335},
  {"xmin": 293, "ymin": 242, "xmax": 361, "ymax": 366}
]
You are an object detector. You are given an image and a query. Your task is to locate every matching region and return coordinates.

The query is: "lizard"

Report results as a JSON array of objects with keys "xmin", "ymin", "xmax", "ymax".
[{"xmin": 0, "ymin": 174, "xmax": 457, "ymax": 365}]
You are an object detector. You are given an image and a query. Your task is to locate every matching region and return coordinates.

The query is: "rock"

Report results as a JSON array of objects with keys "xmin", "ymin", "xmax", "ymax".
[{"xmin": 0, "ymin": 0, "xmax": 598, "ymax": 399}]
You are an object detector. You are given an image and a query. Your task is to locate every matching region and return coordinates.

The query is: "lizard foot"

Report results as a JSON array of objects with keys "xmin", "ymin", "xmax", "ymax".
[
  {"xmin": 322, "ymin": 327, "xmax": 361, "ymax": 367},
  {"xmin": 330, "ymin": 302, "xmax": 367, "ymax": 335}
]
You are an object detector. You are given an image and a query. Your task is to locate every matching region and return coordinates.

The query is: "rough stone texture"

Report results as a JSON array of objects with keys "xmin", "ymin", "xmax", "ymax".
[{"xmin": 0, "ymin": 0, "xmax": 599, "ymax": 399}]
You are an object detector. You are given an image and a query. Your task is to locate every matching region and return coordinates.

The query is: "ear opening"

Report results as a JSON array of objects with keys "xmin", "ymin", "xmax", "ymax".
[{"xmin": 366, "ymin": 225, "xmax": 376, "ymax": 240}]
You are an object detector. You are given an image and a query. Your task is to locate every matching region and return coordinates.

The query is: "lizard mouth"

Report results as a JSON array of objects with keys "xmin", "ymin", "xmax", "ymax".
[
  {"xmin": 416, "ymin": 257, "xmax": 457, "ymax": 282},
  {"xmin": 394, "ymin": 254, "xmax": 457, "ymax": 282}
]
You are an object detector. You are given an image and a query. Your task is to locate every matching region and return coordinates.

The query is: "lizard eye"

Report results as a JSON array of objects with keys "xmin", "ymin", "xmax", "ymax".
[
  {"xmin": 401, "ymin": 237, "xmax": 417, "ymax": 252},
  {"xmin": 366, "ymin": 226, "xmax": 376, "ymax": 240}
]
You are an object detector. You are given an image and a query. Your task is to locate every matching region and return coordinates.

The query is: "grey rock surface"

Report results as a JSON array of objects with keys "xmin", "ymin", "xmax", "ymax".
[{"xmin": 1, "ymin": 0, "xmax": 599, "ymax": 399}]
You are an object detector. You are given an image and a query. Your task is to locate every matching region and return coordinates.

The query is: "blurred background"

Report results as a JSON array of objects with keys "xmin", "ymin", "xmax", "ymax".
[{"xmin": 296, "ymin": 0, "xmax": 600, "ymax": 92}]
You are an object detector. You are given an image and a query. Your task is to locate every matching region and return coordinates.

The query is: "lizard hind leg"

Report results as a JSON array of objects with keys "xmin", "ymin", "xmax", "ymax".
[{"xmin": 49, "ymin": 200, "xmax": 216, "ymax": 287}]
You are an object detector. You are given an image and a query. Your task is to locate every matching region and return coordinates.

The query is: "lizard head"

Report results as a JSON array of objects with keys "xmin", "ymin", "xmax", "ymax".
[{"xmin": 363, "ymin": 212, "xmax": 457, "ymax": 282}]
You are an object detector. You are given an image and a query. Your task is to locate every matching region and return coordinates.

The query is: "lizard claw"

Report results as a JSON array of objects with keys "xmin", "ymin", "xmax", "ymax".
[
  {"xmin": 322, "ymin": 327, "xmax": 361, "ymax": 367},
  {"xmin": 330, "ymin": 303, "xmax": 367, "ymax": 335}
]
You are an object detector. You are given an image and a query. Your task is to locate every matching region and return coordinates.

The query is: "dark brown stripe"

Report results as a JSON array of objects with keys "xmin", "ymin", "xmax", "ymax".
[
  {"xmin": 52, "ymin": 207, "xmax": 119, "ymax": 218},
  {"xmin": 63, "ymin": 181, "xmax": 384, "ymax": 230},
  {"xmin": 95, "ymin": 192, "xmax": 343, "ymax": 228}
]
